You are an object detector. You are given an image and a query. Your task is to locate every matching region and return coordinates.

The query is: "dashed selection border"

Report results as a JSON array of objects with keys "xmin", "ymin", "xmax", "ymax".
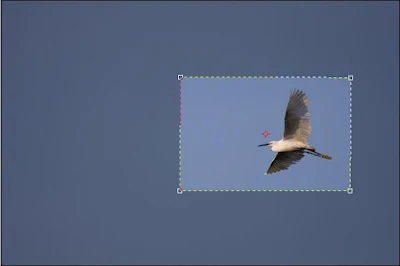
[{"xmin": 177, "ymin": 74, "xmax": 353, "ymax": 195}]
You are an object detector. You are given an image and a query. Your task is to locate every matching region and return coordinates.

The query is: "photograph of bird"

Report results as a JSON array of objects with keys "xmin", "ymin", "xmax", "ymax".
[{"xmin": 258, "ymin": 89, "xmax": 332, "ymax": 175}]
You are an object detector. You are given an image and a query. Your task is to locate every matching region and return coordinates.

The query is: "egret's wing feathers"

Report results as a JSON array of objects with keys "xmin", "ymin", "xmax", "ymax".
[
  {"xmin": 267, "ymin": 151, "xmax": 305, "ymax": 174},
  {"xmin": 283, "ymin": 89, "xmax": 311, "ymax": 142}
]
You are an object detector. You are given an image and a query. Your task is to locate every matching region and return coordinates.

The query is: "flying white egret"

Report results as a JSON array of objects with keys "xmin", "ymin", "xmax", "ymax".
[{"xmin": 258, "ymin": 89, "xmax": 332, "ymax": 174}]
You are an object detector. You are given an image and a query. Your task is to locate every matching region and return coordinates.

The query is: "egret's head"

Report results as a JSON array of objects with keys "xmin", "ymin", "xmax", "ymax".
[{"xmin": 257, "ymin": 141, "xmax": 272, "ymax": 147}]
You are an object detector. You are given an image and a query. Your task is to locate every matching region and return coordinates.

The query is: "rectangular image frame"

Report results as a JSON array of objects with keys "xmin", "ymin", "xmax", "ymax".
[{"xmin": 177, "ymin": 75, "xmax": 353, "ymax": 195}]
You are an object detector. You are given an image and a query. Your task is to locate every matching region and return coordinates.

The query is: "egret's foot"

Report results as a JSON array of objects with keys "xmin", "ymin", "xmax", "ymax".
[{"xmin": 321, "ymin": 154, "xmax": 332, "ymax": 160}]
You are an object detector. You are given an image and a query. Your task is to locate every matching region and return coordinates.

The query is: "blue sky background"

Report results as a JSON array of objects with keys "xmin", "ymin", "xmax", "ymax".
[
  {"xmin": 181, "ymin": 78, "xmax": 350, "ymax": 190},
  {"xmin": 2, "ymin": 2, "xmax": 398, "ymax": 265}
]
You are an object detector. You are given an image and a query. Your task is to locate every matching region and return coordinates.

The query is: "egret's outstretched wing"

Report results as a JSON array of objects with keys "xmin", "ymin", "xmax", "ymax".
[
  {"xmin": 266, "ymin": 151, "xmax": 305, "ymax": 174},
  {"xmin": 283, "ymin": 89, "xmax": 311, "ymax": 143}
]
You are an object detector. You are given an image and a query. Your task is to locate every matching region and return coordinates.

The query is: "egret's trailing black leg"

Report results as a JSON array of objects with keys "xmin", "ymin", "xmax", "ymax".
[
  {"xmin": 304, "ymin": 149, "xmax": 332, "ymax": 160},
  {"xmin": 304, "ymin": 150, "xmax": 319, "ymax": 157}
]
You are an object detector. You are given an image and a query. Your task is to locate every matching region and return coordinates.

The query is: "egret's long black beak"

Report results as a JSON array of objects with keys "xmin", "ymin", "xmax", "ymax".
[{"xmin": 258, "ymin": 143, "xmax": 269, "ymax": 147}]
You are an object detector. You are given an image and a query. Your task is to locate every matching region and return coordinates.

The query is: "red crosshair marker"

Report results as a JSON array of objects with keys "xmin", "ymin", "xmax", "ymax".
[{"xmin": 261, "ymin": 130, "xmax": 270, "ymax": 138}]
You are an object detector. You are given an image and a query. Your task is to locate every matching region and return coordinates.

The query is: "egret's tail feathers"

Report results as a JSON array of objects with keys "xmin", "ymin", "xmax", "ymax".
[
  {"xmin": 320, "ymin": 154, "xmax": 332, "ymax": 160},
  {"xmin": 307, "ymin": 146, "xmax": 316, "ymax": 152}
]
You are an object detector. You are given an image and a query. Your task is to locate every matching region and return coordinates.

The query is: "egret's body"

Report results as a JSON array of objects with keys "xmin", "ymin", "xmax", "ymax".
[
  {"xmin": 258, "ymin": 89, "xmax": 332, "ymax": 174},
  {"xmin": 269, "ymin": 139, "xmax": 313, "ymax": 153}
]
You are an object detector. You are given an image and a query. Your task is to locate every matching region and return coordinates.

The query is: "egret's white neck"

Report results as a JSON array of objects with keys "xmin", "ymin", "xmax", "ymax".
[{"xmin": 270, "ymin": 139, "xmax": 285, "ymax": 152}]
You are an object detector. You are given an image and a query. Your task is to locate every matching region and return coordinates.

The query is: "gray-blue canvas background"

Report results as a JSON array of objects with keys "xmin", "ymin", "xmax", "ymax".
[
  {"xmin": 181, "ymin": 78, "xmax": 350, "ymax": 190},
  {"xmin": 2, "ymin": 2, "xmax": 399, "ymax": 265}
]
